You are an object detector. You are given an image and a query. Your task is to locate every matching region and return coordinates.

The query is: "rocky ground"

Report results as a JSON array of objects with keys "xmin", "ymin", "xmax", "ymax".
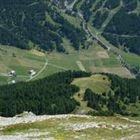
[{"xmin": 0, "ymin": 112, "xmax": 140, "ymax": 140}]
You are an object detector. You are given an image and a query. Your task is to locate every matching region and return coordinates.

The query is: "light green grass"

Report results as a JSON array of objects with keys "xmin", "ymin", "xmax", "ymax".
[
  {"xmin": 72, "ymin": 74, "xmax": 111, "ymax": 114},
  {"xmin": 0, "ymin": 38, "xmax": 136, "ymax": 85},
  {"xmin": 119, "ymin": 50, "xmax": 140, "ymax": 68},
  {"xmin": 127, "ymin": 103, "xmax": 140, "ymax": 121},
  {"xmin": 62, "ymin": 13, "xmax": 82, "ymax": 29},
  {"xmin": 72, "ymin": 74, "xmax": 110, "ymax": 94}
]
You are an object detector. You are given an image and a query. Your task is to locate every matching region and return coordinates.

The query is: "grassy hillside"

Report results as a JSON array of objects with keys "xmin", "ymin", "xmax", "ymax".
[
  {"xmin": 53, "ymin": 0, "xmax": 140, "ymax": 70},
  {"xmin": 72, "ymin": 74, "xmax": 111, "ymax": 114},
  {"xmin": 0, "ymin": 71, "xmax": 140, "ymax": 119},
  {"xmin": 72, "ymin": 74, "xmax": 140, "ymax": 118},
  {"xmin": 0, "ymin": 114, "xmax": 140, "ymax": 140},
  {"xmin": 0, "ymin": 40, "xmax": 134, "ymax": 85}
]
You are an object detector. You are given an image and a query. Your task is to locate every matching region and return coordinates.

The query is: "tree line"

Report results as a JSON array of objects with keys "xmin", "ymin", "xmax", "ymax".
[
  {"xmin": 0, "ymin": 0, "xmax": 86, "ymax": 52},
  {"xmin": 0, "ymin": 71, "xmax": 91, "ymax": 117},
  {"xmin": 84, "ymin": 74, "xmax": 140, "ymax": 116}
]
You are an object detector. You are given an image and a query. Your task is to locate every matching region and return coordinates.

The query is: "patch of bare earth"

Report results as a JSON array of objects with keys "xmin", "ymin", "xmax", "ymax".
[
  {"xmin": 30, "ymin": 49, "xmax": 45, "ymax": 57},
  {"xmin": 97, "ymin": 51, "xmax": 109, "ymax": 59}
]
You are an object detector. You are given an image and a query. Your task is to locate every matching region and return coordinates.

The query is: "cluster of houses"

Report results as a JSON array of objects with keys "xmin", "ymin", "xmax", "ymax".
[
  {"xmin": 8, "ymin": 69, "xmax": 37, "ymax": 84},
  {"xmin": 29, "ymin": 69, "xmax": 36, "ymax": 77}
]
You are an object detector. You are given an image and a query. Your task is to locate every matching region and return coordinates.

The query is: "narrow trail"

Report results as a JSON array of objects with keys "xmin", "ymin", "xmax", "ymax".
[{"xmin": 48, "ymin": 63, "xmax": 68, "ymax": 70}]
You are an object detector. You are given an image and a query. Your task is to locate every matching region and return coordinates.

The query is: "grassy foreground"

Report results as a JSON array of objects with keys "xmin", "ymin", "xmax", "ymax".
[{"xmin": 0, "ymin": 115, "xmax": 139, "ymax": 140}]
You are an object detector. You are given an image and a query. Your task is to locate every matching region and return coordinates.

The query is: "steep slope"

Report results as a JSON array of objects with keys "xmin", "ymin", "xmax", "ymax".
[
  {"xmin": 1, "ymin": 0, "xmax": 140, "ymax": 55},
  {"xmin": 78, "ymin": 0, "xmax": 140, "ymax": 55},
  {"xmin": 48, "ymin": 0, "xmax": 140, "ymax": 78},
  {"xmin": 0, "ymin": 0, "xmax": 86, "ymax": 51}
]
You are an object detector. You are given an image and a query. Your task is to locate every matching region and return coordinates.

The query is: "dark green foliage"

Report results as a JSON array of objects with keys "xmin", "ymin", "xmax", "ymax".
[
  {"xmin": 0, "ymin": 71, "xmax": 91, "ymax": 117},
  {"xmin": 103, "ymin": 7, "xmax": 140, "ymax": 55},
  {"xmin": 93, "ymin": 0, "xmax": 104, "ymax": 12},
  {"xmin": 84, "ymin": 75, "xmax": 140, "ymax": 116},
  {"xmin": 80, "ymin": 0, "xmax": 96, "ymax": 21},
  {"xmin": 104, "ymin": 9, "xmax": 140, "ymax": 35},
  {"xmin": 104, "ymin": 0, "xmax": 120, "ymax": 9},
  {"xmin": 0, "ymin": 0, "xmax": 86, "ymax": 51},
  {"xmin": 103, "ymin": 33, "xmax": 140, "ymax": 53},
  {"xmin": 108, "ymin": 74, "xmax": 140, "ymax": 103},
  {"xmin": 93, "ymin": 11, "xmax": 109, "ymax": 29},
  {"xmin": 123, "ymin": 0, "xmax": 137, "ymax": 12},
  {"xmin": 76, "ymin": 0, "xmax": 140, "ymax": 55}
]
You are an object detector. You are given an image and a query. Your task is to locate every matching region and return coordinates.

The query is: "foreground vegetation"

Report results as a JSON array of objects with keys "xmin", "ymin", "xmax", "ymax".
[{"xmin": 1, "ymin": 115, "xmax": 139, "ymax": 140}]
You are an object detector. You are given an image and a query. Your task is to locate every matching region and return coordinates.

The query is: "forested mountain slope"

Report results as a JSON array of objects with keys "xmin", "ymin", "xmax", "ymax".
[
  {"xmin": 0, "ymin": 71, "xmax": 90, "ymax": 117},
  {"xmin": 0, "ymin": 0, "xmax": 140, "ymax": 55},
  {"xmin": 0, "ymin": 71, "xmax": 140, "ymax": 118},
  {"xmin": 54, "ymin": 0, "xmax": 140, "ymax": 55},
  {"xmin": 0, "ymin": 0, "xmax": 86, "ymax": 51}
]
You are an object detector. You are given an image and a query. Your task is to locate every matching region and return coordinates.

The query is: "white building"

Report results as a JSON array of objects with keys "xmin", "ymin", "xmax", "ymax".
[
  {"xmin": 29, "ymin": 70, "xmax": 36, "ymax": 77},
  {"xmin": 9, "ymin": 70, "xmax": 16, "ymax": 76},
  {"xmin": 11, "ymin": 80, "xmax": 16, "ymax": 84}
]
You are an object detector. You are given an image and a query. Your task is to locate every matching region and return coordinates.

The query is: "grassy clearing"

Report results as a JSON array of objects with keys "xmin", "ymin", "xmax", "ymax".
[
  {"xmin": 118, "ymin": 49, "xmax": 140, "ymax": 68},
  {"xmin": 0, "ymin": 76, "xmax": 7, "ymax": 85},
  {"xmin": 0, "ymin": 115, "xmax": 139, "ymax": 140},
  {"xmin": 72, "ymin": 74, "xmax": 110, "ymax": 94},
  {"xmin": 62, "ymin": 13, "xmax": 82, "ymax": 29},
  {"xmin": 39, "ymin": 43, "xmax": 136, "ymax": 78},
  {"xmin": 72, "ymin": 74, "xmax": 111, "ymax": 114}
]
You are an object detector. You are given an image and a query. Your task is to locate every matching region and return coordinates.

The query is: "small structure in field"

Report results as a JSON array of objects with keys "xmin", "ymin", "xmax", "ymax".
[
  {"xmin": 11, "ymin": 80, "xmax": 16, "ymax": 84},
  {"xmin": 9, "ymin": 70, "xmax": 16, "ymax": 77},
  {"xmin": 29, "ymin": 69, "xmax": 36, "ymax": 77}
]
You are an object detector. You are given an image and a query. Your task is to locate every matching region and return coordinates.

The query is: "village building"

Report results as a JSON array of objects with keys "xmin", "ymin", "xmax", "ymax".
[
  {"xmin": 11, "ymin": 80, "xmax": 16, "ymax": 84},
  {"xmin": 9, "ymin": 70, "xmax": 16, "ymax": 77},
  {"xmin": 29, "ymin": 70, "xmax": 36, "ymax": 77}
]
